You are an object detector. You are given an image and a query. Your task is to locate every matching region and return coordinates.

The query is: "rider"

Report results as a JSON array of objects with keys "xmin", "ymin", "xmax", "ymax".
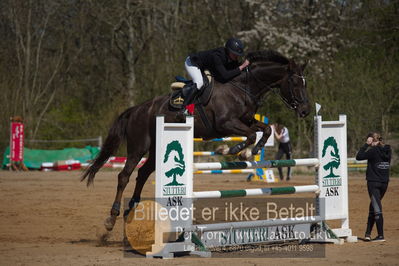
[{"xmin": 180, "ymin": 37, "xmax": 250, "ymax": 115}]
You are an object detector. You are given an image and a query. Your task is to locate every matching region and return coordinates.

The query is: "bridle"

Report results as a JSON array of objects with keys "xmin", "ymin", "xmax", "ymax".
[{"xmin": 279, "ymin": 73, "xmax": 308, "ymax": 110}]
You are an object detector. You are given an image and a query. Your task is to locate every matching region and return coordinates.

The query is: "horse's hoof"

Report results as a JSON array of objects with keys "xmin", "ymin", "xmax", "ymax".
[
  {"xmin": 251, "ymin": 145, "xmax": 263, "ymax": 156},
  {"xmin": 104, "ymin": 216, "xmax": 116, "ymax": 231},
  {"xmin": 215, "ymin": 144, "xmax": 229, "ymax": 155}
]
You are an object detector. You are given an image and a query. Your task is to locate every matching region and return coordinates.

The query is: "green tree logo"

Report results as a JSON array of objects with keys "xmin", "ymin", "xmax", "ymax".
[
  {"xmin": 322, "ymin": 136, "xmax": 341, "ymax": 178},
  {"xmin": 163, "ymin": 140, "xmax": 185, "ymax": 186}
]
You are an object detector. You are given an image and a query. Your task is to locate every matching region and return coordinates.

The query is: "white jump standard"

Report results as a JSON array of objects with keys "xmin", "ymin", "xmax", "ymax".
[{"xmin": 146, "ymin": 113, "xmax": 357, "ymax": 258}]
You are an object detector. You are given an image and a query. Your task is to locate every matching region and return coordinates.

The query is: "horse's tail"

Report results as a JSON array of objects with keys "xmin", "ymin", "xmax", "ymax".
[{"xmin": 81, "ymin": 108, "xmax": 132, "ymax": 186}]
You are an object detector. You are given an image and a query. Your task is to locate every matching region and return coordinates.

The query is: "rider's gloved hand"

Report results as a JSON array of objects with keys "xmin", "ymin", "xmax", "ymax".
[{"xmin": 239, "ymin": 59, "xmax": 250, "ymax": 71}]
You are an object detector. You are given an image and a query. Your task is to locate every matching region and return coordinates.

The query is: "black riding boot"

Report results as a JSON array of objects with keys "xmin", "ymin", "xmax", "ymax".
[
  {"xmin": 183, "ymin": 85, "xmax": 198, "ymax": 106},
  {"xmin": 176, "ymin": 84, "xmax": 199, "ymax": 120}
]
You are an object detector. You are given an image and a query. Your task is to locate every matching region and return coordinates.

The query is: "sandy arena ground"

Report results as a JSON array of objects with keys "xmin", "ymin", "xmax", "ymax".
[{"xmin": 0, "ymin": 169, "xmax": 398, "ymax": 265}]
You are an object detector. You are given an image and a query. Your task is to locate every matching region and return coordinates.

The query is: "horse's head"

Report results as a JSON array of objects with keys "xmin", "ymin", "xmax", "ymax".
[
  {"xmin": 246, "ymin": 50, "xmax": 311, "ymax": 118},
  {"xmin": 279, "ymin": 60, "xmax": 311, "ymax": 118}
]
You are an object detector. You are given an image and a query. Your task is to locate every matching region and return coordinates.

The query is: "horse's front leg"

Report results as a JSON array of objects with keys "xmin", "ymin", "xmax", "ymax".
[
  {"xmin": 250, "ymin": 121, "xmax": 272, "ymax": 155},
  {"xmin": 214, "ymin": 119, "xmax": 257, "ymax": 155}
]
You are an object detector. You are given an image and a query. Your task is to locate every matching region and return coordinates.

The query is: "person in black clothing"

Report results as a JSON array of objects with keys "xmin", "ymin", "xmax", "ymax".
[
  {"xmin": 356, "ymin": 132, "xmax": 391, "ymax": 242},
  {"xmin": 180, "ymin": 38, "xmax": 250, "ymax": 115}
]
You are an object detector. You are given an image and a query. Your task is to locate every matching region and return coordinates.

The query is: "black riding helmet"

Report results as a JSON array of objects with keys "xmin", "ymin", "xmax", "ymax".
[{"xmin": 225, "ymin": 38, "xmax": 244, "ymax": 56}]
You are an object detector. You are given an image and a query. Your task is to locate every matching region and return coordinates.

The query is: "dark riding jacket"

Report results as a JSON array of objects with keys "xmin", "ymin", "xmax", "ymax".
[
  {"xmin": 189, "ymin": 47, "xmax": 241, "ymax": 83},
  {"xmin": 356, "ymin": 144, "xmax": 391, "ymax": 183}
]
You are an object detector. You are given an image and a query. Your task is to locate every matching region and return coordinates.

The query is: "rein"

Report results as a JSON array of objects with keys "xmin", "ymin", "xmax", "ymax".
[
  {"xmin": 229, "ymin": 68, "xmax": 260, "ymax": 106},
  {"xmin": 247, "ymin": 67, "xmax": 278, "ymax": 98},
  {"xmin": 229, "ymin": 66, "xmax": 279, "ymax": 107}
]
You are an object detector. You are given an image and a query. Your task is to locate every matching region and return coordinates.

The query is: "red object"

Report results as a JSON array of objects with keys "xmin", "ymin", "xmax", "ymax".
[
  {"xmin": 54, "ymin": 164, "xmax": 81, "ymax": 171},
  {"xmin": 186, "ymin": 104, "xmax": 195, "ymax": 115},
  {"xmin": 109, "ymin": 157, "xmax": 127, "ymax": 163},
  {"xmin": 137, "ymin": 158, "xmax": 147, "ymax": 168},
  {"xmin": 102, "ymin": 157, "xmax": 147, "ymax": 169},
  {"xmin": 10, "ymin": 122, "xmax": 24, "ymax": 162},
  {"xmin": 54, "ymin": 160, "xmax": 81, "ymax": 171}
]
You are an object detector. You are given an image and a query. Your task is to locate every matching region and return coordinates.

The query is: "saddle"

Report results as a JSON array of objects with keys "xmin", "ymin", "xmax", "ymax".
[{"xmin": 169, "ymin": 70, "xmax": 214, "ymax": 110}]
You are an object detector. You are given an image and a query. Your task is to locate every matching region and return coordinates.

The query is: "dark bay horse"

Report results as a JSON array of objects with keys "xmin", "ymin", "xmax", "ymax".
[{"xmin": 82, "ymin": 50, "xmax": 311, "ymax": 231}]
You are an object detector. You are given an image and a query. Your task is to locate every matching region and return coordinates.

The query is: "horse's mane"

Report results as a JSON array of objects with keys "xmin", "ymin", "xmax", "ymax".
[{"xmin": 247, "ymin": 50, "xmax": 289, "ymax": 65}]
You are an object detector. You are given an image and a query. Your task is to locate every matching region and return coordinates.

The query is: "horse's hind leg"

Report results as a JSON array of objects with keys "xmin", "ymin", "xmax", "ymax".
[
  {"xmin": 125, "ymin": 146, "xmax": 156, "ymax": 216},
  {"xmin": 104, "ymin": 155, "xmax": 142, "ymax": 231}
]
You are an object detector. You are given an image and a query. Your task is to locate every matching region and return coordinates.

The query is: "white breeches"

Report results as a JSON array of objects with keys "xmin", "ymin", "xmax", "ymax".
[{"xmin": 185, "ymin": 57, "xmax": 203, "ymax": 90}]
